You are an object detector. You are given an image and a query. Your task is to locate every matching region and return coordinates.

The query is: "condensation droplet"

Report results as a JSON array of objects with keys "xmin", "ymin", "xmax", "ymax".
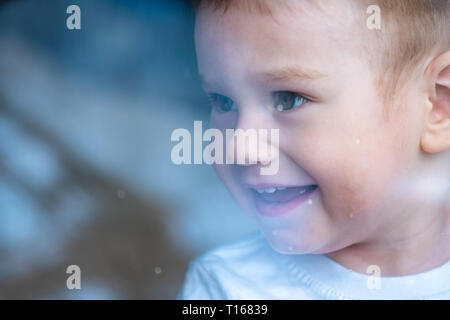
[
  {"xmin": 154, "ymin": 267, "xmax": 162, "ymax": 274},
  {"xmin": 117, "ymin": 189, "xmax": 126, "ymax": 199}
]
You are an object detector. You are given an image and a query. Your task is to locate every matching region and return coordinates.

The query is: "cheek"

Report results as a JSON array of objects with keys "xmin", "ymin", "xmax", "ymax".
[
  {"xmin": 318, "ymin": 157, "xmax": 388, "ymax": 220},
  {"xmin": 286, "ymin": 115, "xmax": 408, "ymax": 221},
  {"xmin": 307, "ymin": 146, "xmax": 380, "ymax": 219}
]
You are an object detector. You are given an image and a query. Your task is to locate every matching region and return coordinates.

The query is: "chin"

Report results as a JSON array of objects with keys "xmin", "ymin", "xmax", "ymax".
[{"xmin": 261, "ymin": 229, "xmax": 326, "ymax": 255}]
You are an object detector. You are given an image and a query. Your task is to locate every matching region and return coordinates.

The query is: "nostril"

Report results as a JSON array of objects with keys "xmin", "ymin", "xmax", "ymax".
[{"xmin": 259, "ymin": 158, "xmax": 272, "ymax": 166}]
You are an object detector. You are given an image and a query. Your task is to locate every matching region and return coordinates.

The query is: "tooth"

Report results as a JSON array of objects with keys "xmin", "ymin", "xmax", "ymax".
[
  {"xmin": 264, "ymin": 187, "xmax": 276, "ymax": 193},
  {"xmin": 277, "ymin": 187, "xmax": 286, "ymax": 191},
  {"xmin": 256, "ymin": 189, "xmax": 265, "ymax": 194}
]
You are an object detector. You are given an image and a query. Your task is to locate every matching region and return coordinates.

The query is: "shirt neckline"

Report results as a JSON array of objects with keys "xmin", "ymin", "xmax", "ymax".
[
  {"xmin": 285, "ymin": 253, "xmax": 450, "ymax": 299},
  {"xmin": 254, "ymin": 231, "xmax": 450, "ymax": 299}
]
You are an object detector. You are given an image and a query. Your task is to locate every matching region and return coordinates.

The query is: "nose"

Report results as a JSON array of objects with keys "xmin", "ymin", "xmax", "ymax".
[{"xmin": 225, "ymin": 111, "xmax": 277, "ymax": 167}]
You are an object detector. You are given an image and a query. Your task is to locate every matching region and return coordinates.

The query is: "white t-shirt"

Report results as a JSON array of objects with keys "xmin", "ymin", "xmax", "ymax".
[{"xmin": 177, "ymin": 231, "xmax": 450, "ymax": 299}]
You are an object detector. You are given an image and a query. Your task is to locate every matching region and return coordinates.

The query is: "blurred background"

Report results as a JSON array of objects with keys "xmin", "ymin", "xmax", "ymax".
[{"xmin": 0, "ymin": 0, "xmax": 255, "ymax": 299}]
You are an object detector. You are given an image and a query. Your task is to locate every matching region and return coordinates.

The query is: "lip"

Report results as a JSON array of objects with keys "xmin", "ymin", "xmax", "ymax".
[
  {"xmin": 244, "ymin": 183, "xmax": 306, "ymax": 189},
  {"xmin": 249, "ymin": 185, "xmax": 318, "ymax": 218}
]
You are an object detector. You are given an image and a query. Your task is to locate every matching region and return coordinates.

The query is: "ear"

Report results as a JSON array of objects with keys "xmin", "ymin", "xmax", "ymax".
[{"xmin": 420, "ymin": 51, "xmax": 450, "ymax": 153}]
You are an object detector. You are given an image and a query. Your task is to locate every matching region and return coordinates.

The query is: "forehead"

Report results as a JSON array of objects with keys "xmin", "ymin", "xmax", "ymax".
[{"xmin": 194, "ymin": 0, "xmax": 364, "ymax": 89}]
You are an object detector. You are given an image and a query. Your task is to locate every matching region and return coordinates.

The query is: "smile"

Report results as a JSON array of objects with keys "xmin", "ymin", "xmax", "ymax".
[{"xmin": 249, "ymin": 184, "xmax": 318, "ymax": 217}]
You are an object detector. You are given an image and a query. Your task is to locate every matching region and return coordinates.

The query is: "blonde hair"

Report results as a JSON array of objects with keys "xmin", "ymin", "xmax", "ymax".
[
  {"xmin": 192, "ymin": 0, "xmax": 450, "ymax": 112},
  {"xmin": 364, "ymin": 0, "xmax": 450, "ymax": 106}
]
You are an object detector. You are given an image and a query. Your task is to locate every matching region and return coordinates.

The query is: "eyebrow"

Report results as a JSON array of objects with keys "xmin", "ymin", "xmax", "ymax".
[
  {"xmin": 258, "ymin": 65, "xmax": 327, "ymax": 82},
  {"xmin": 199, "ymin": 65, "xmax": 326, "ymax": 90}
]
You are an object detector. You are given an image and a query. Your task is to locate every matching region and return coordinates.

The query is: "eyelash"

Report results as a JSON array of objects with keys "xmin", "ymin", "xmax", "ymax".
[
  {"xmin": 207, "ymin": 93, "xmax": 237, "ymax": 113},
  {"xmin": 207, "ymin": 91, "xmax": 309, "ymax": 113},
  {"xmin": 273, "ymin": 91, "xmax": 309, "ymax": 112}
]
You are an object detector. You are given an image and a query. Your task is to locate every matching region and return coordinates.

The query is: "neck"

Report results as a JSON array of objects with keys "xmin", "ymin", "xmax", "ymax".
[{"xmin": 327, "ymin": 200, "xmax": 450, "ymax": 276}]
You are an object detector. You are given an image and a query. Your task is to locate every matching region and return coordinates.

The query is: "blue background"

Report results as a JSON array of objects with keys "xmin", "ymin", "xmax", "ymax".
[{"xmin": 0, "ymin": 0, "xmax": 255, "ymax": 299}]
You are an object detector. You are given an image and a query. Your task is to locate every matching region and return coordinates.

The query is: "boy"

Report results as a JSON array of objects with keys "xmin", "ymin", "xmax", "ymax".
[{"xmin": 178, "ymin": 0, "xmax": 450, "ymax": 299}]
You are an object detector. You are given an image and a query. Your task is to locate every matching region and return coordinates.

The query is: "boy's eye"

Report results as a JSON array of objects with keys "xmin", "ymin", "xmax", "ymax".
[
  {"xmin": 273, "ymin": 91, "xmax": 308, "ymax": 112},
  {"xmin": 207, "ymin": 93, "xmax": 237, "ymax": 113}
]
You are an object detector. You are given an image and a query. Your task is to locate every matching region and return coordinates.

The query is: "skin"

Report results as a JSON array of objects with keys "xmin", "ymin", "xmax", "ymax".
[{"xmin": 194, "ymin": 0, "xmax": 450, "ymax": 276}]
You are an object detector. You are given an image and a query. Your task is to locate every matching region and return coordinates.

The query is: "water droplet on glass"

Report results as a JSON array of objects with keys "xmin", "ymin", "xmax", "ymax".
[{"xmin": 117, "ymin": 190, "xmax": 126, "ymax": 199}]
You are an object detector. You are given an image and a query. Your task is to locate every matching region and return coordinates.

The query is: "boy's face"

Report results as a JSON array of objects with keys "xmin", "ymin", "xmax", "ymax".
[{"xmin": 195, "ymin": 1, "xmax": 430, "ymax": 254}]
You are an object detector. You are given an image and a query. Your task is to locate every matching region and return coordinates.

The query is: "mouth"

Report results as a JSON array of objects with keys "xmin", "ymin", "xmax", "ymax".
[{"xmin": 248, "ymin": 184, "xmax": 318, "ymax": 217}]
